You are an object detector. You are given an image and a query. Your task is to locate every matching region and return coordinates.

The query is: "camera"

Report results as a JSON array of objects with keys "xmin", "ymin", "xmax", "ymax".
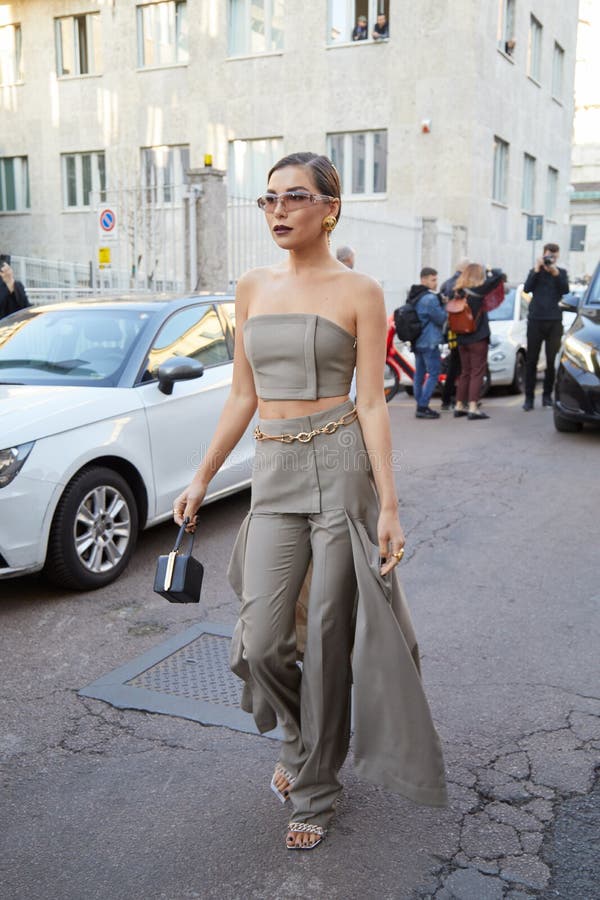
[{"xmin": 543, "ymin": 255, "xmax": 555, "ymax": 266}]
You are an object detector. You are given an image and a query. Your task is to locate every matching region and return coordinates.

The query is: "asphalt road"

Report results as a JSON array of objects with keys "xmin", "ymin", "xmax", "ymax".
[{"xmin": 1, "ymin": 390, "xmax": 599, "ymax": 900}]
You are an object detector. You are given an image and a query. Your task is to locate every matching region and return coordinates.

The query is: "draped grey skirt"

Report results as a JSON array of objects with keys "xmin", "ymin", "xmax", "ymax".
[{"xmin": 228, "ymin": 399, "xmax": 447, "ymax": 811}]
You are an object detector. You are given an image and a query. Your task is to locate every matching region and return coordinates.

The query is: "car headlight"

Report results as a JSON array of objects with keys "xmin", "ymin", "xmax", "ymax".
[
  {"xmin": 0, "ymin": 442, "xmax": 35, "ymax": 488},
  {"xmin": 563, "ymin": 335, "xmax": 598, "ymax": 375}
]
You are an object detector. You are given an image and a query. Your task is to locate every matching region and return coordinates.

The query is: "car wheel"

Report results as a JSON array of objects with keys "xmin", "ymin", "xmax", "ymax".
[
  {"xmin": 44, "ymin": 466, "xmax": 139, "ymax": 590},
  {"xmin": 384, "ymin": 364, "xmax": 400, "ymax": 402},
  {"xmin": 509, "ymin": 352, "xmax": 526, "ymax": 395},
  {"xmin": 553, "ymin": 409, "xmax": 583, "ymax": 434}
]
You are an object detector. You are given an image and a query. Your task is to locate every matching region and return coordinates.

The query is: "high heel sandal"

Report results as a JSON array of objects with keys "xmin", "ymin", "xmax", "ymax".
[
  {"xmin": 286, "ymin": 822, "xmax": 326, "ymax": 851},
  {"xmin": 270, "ymin": 763, "xmax": 295, "ymax": 803}
]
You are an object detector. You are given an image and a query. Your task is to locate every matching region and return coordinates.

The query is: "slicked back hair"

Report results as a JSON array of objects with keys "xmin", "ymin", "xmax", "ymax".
[{"xmin": 267, "ymin": 152, "xmax": 342, "ymax": 222}]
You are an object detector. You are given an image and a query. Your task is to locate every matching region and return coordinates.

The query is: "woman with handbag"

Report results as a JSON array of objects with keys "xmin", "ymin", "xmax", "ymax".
[
  {"xmin": 173, "ymin": 152, "xmax": 446, "ymax": 850},
  {"xmin": 449, "ymin": 264, "xmax": 502, "ymax": 420}
]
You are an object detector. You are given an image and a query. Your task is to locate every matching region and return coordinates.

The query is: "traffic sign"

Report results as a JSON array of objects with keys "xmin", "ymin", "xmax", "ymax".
[
  {"xmin": 98, "ymin": 206, "xmax": 118, "ymax": 241},
  {"xmin": 526, "ymin": 215, "xmax": 543, "ymax": 241},
  {"xmin": 98, "ymin": 247, "xmax": 111, "ymax": 267}
]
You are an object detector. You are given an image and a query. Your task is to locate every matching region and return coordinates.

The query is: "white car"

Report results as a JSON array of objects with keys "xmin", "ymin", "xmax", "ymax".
[
  {"xmin": 0, "ymin": 296, "xmax": 254, "ymax": 589},
  {"xmin": 487, "ymin": 284, "xmax": 528, "ymax": 392}
]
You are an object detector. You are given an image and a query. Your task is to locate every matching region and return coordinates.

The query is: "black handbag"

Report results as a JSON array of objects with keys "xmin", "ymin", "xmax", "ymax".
[{"xmin": 153, "ymin": 520, "xmax": 204, "ymax": 603}]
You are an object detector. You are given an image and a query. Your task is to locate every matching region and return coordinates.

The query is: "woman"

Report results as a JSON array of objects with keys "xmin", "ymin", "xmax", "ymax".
[
  {"xmin": 452, "ymin": 263, "xmax": 497, "ymax": 420},
  {"xmin": 174, "ymin": 152, "xmax": 446, "ymax": 850}
]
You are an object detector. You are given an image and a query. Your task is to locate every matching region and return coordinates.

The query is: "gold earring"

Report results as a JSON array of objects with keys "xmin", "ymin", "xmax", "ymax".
[{"xmin": 322, "ymin": 215, "xmax": 337, "ymax": 247}]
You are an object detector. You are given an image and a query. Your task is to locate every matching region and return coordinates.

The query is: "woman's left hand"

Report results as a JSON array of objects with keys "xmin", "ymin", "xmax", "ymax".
[{"xmin": 378, "ymin": 508, "xmax": 406, "ymax": 576}]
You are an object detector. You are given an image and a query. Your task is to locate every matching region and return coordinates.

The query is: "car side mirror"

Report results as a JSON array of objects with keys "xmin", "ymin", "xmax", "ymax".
[
  {"xmin": 157, "ymin": 357, "xmax": 204, "ymax": 395},
  {"xmin": 559, "ymin": 296, "xmax": 579, "ymax": 314}
]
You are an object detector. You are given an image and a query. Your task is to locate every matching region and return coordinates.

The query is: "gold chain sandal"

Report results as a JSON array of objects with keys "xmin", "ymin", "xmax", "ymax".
[
  {"xmin": 271, "ymin": 763, "xmax": 296, "ymax": 804},
  {"xmin": 254, "ymin": 407, "xmax": 358, "ymax": 444},
  {"xmin": 286, "ymin": 822, "xmax": 326, "ymax": 851}
]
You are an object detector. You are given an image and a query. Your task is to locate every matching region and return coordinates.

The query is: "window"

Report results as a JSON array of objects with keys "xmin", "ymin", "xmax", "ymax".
[
  {"xmin": 144, "ymin": 304, "xmax": 230, "ymax": 379},
  {"xmin": 570, "ymin": 225, "xmax": 586, "ymax": 252},
  {"xmin": 497, "ymin": 0, "xmax": 515, "ymax": 55},
  {"xmin": 141, "ymin": 145, "xmax": 190, "ymax": 203},
  {"xmin": 328, "ymin": 1, "xmax": 390, "ymax": 45},
  {"xmin": 327, "ymin": 130, "xmax": 387, "ymax": 195},
  {"xmin": 228, "ymin": 138, "xmax": 283, "ymax": 199},
  {"xmin": 0, "ymin": 24, "xmax": 23, "ymax": 84},
  {"xmin": 0, "ymin": 157, "xmax": 30, "ymax": 212},
  {"xmin": 552, "ymin": 42, "xmax": 564, "ymax": 98},
  {"xmin": 521, "ymin": 154, "xmax": 536, "ymax": 212},
  {"xmin": 55, "ymin": 13, "xmax": 101, "ymax": 76},
  {"xmin": 492, "ymin": 137, "xmax": 509, "ymax": 204},
  {"xmin": 228, "ymin": 0, "xmax": 283, "ymax": 56},
  {"xmin": 528, "ymin": 15, "xmax": 542, "ymax": 82},
  {"xmin": 137, "ymin": 1, "xmax": 189, "ymax": 67},
  {"xmin": 62, "ymin": 152, "xmax": 106, "ymax": 209},
  {"xmin": 545, "ymin": 166, "xmax": 558, "ymax": 219}
]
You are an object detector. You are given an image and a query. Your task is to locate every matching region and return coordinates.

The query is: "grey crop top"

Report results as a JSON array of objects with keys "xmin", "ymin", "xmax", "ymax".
[{"xmin": 243, "ymin": 313, "xmax": 357, "ymax": 400}]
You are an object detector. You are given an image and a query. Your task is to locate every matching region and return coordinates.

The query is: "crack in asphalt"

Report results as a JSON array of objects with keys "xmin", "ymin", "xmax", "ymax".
[{"xmin": 414, "ymin": 708, "xmax": 600, "ymax": 898}]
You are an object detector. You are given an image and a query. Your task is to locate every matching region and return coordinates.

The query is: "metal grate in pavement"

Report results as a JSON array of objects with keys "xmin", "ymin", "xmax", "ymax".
[
  {"xmin": 127, "ymin": 633, "xmax": 242, "ymax": 708},
  {"xmin": 79, "ymin": 621, "xmax": 282, "ymax": 740}
]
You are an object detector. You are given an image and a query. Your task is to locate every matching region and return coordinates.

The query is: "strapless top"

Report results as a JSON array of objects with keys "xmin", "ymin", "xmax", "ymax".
[{"xmin": 243, "ymin": 313, "xmax": 357, "ymax": 400}]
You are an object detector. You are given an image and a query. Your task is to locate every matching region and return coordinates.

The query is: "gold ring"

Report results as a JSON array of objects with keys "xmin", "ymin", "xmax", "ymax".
[{"xmin": 392, "ymin": 549, "xmax": 404, "ymax": 561}]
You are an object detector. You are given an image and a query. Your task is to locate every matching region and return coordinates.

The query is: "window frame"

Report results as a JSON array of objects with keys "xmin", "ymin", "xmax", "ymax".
[
  {"xmin": 0, "ymin": 156, "xmax": 30, "ymax": 213},
  {"xmin": 141, "ymin": 145, "xmax": 191, "ymax": 205},
  {"xmin": 136, "ymin": 0, "xmax": 189, "ymax": 69},
  {"xmin": 497, "ymin": 0, "xmax": 516, "ymax": 56},
  {"xmin": 521, "ymin": 153, "xmax": 536, "ymax": 213},
  {"xmin": 545, "ymin": 166, "xmax": 559, "ymax": 220},
  {"xmin": 227, "ymin": 0, "xmax": 284, "ymax": 58},
  {"xmin": 492, "ymin": 136, "xmax": 509, "ymax": 205},
  {"xmin": 138, "ymin": 302, "xmax": 231, "ymax": 384},
  {"xmin": 327, "ymin": 0, "xmax": 390, "ymax": 47},
  {"xmin": 0, "ymin": 23, "xmax": 23, "ymax": 85},
  {"xmin": 552, "ymin": 41, "xmax": 564, "ymax": 100},
  {"xmin": 227, "ymin": 137, "xmax": 284, "ymax": 199},
  {"xmin": 569, "ymin": 224, "xmax": 586, "ymax": 253},
  {"xmin": 528, "ymin": 14, "xmax": 543, "ymax": 83},
  {"xmin": 55, "ymin": 12, "xmax": 101, "ymax": 77},
  {"xmin": 327, "ymin": 129, "xmax": 388, "ymax": 197},
  {"xmin": 61, "ymin": 152, "xmax": 106, "ymax": 210}
]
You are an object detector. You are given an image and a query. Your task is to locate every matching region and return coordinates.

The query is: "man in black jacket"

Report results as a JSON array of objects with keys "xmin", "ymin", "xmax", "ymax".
[
  {"xmin": 522, "ymin": 243, "xmax": 569, "ymax": 411},
  {"xmin": 0, "ymin": 257, "xmax": 30, "ymax": 319}
]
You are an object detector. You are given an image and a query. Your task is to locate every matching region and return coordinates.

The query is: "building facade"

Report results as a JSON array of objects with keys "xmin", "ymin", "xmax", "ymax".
[
  {"xmin": 0, "ymin": 0, "xmax": 578, "ymax": 300},
  {"xmin": 569, "ymin": 0, "xmax": 600, "ymax": 282}
]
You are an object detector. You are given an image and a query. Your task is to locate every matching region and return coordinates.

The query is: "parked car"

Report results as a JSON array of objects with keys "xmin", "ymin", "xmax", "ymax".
[
  {"xmin": 0, "ymin": 295, "xmax": 254, "ymax": 589},
  {"xmin": 487, "ymin": 284, "xmax": 528, "ymax": 392},
  {"xmin": 553, "ymin": 265, "xmax": 600, "ymax": 433}
]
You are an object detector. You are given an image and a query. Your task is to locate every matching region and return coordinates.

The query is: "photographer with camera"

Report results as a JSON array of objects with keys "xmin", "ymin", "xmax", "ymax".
[
  {"xmin": 522, "ymin": 242, "xmax": 569, "ymax": 411},
  {"xmin": 0, "ymin": 254, "xmax": 30, "ymax": 320}
]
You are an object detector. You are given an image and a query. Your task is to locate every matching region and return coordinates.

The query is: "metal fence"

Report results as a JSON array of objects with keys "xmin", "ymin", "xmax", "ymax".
[{"xmin": 227, "ymin": 196, "xmax": 284, "ymax": 284}]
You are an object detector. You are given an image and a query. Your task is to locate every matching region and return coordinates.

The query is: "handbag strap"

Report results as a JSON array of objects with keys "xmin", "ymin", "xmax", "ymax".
[{"xmin": 172, "ymin": 518, "xmax": 196, "ymax": 554}]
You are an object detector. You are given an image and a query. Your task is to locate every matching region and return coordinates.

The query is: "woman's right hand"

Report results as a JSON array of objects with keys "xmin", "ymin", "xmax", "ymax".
[{"xmin": 173, "ymin": 481, "xmax": 207, "ymax": 531}]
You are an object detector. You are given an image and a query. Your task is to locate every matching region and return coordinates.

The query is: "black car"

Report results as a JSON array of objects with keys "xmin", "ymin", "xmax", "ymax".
[{"xmin": 554, "ymin": 265, "xmax": 600, "ymax": 432}]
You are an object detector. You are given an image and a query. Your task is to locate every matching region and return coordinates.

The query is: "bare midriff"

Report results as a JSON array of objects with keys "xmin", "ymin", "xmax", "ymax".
[{"xmin": 257, "ymin": 394, "xmax": 351, "ymax": 420}]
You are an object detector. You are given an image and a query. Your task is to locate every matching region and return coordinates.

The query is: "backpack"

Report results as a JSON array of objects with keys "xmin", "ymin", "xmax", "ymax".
[
  {"xmin": 393, "ymin": 300, "xmax": 423, "ymax": 343},
  {"xmin": 446, "ymin": 294, "xmax": 478, "ymax": 335}
]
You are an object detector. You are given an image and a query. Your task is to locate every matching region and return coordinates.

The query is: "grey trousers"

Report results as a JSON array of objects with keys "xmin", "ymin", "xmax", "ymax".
[
  {"xmin": 228, "ymin": 399, "xmax": 448, "ymax": 825},
  {"xmin": 241, "ymin": 507, "xmax": 357, "ymax": 827}
]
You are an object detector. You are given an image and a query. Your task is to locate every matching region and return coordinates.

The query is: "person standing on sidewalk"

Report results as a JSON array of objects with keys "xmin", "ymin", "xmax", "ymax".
[
  {"xmin": 409, "ymin": 267, "xmax": 446, "ymax": 419},
  {"xmin": 0, "ymin": 256, "xmax": 30, "ymax": 320},
  {"xmin": 452, "ymin": 264, "xmax": 498, "ymax": 421},
  {"xmin": 522, "ymin": 243, "xmax": 569, "ymax": 410},
  {"xmin": 439, "ymin": 259, "xmax": 470, "ymax": 410}
]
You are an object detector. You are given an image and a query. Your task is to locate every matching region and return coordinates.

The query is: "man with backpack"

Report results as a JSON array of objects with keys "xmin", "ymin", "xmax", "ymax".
[{"xmin": 397, "ymin": 267, "xmax": 447, "ymax": 419}]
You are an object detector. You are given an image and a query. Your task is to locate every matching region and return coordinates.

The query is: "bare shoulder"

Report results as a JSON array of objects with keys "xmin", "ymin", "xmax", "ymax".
[
  {"xmin": 343, "ymin": 271, "xmax": 385, "ymax": 322},
  {"xmin": 235, "ymin": 266, "xmax": 277, "ymax": 316}
]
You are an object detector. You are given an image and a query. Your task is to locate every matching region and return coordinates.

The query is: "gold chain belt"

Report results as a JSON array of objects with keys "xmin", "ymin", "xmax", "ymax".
[{"xmin": 254, "ymin": 407, "xmax": 358, "ymax": 444}]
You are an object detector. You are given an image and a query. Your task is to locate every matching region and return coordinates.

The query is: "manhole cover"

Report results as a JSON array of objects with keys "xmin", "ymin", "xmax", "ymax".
[{"xmin": 79, "ymin": 621, "xmax": 282, "ymax": 739}]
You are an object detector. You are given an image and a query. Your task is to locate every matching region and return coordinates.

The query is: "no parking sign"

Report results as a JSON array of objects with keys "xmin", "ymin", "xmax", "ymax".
[{"xmin": 98, "ymin": 206, "xmax": 118, "ymax": 241}]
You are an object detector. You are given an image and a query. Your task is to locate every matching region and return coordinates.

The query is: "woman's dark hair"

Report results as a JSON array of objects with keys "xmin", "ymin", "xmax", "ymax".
[{"xmin": 267, "ymin": 152, "xmax": 342, "ymax": 222}]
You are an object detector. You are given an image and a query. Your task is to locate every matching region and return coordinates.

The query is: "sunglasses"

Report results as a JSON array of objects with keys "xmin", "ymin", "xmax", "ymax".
[{"xmin": 256, "ymin": 191, "xmax": 334, "ymax": 212}]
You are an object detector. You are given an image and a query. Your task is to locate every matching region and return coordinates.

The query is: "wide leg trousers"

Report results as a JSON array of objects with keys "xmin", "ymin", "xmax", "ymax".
[{"xmin": 228, "ymin": 399, "xmax": 448, "ymax": 825}]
